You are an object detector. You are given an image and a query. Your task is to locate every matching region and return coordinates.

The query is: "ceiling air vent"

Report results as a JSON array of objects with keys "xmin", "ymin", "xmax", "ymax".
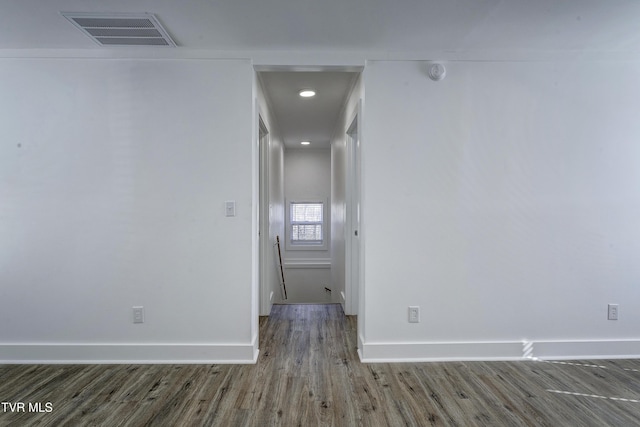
[{"xmin": 61, "ymin": 13, "xmax": 176, "ymax": 47}]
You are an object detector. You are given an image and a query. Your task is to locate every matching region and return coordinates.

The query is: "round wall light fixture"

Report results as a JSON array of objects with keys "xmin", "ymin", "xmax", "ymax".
[{"xmin": 429, "ymin": 63, "xmax": 446, "ymax": 81}]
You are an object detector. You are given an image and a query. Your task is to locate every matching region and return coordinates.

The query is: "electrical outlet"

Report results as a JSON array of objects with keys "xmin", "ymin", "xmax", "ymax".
[
  {"xmin": 608, "ymin": 304, "xmax": 619, "ymax": 320},
  {"xmin": 133, "ymin": 306, "xmax": 145, "ymax": 324},
  {"xmin": 408, "ymin": 306, "xmax": 420, "ymax": 323}
]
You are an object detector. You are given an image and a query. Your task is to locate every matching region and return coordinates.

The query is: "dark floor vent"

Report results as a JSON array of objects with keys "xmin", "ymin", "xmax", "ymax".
[{"xmin": 61, "ymin": 13, "xmax": 176, "ymax": 47}]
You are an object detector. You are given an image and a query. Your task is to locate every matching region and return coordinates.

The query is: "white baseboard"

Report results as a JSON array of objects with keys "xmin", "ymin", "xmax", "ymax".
[
  {"xmin": 359, "ymin": 340, "xmax": 523, "ymax": 363},
  {"xmin": 531, "ymin": 339, "xmax": 640, "ymax": 360},
  {"xmin": 4, "ymin": 339, "xmax": 638, "ymax": 365},
  {"xmin": 358, "ymin": 338, "xmax": 640, "ymax": 363},
  {"xmin": 0, "ymin": 342, "xmax": 259, "ymax": 364}
]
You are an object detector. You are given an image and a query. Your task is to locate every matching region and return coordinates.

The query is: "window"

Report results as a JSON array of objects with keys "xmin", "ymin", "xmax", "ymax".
[{"xmin": 290, "ymin": 202, "xmax": 324, "ymax": 245}]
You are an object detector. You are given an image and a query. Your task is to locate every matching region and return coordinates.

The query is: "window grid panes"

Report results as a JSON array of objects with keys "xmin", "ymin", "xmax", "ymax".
[{"xmin": 291, "ymin": 202, "xmax": 323, "ymax": 244}]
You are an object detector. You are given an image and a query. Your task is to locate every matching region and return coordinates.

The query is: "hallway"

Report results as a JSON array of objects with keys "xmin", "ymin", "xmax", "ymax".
[{"xmin": 1, "ymin": 304, "xmax": 640, "ymax": 425}]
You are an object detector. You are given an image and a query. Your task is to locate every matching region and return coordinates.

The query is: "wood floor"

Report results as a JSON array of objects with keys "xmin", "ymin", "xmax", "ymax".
[{"xmin": 1, "ymin": 304, "xmax": 640, "ymax": 426}]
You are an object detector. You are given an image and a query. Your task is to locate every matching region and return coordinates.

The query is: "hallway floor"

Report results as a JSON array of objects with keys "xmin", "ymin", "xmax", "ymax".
[{"xmin": 1, "ymin": 303, "xmax": 639, "ymax": 425}]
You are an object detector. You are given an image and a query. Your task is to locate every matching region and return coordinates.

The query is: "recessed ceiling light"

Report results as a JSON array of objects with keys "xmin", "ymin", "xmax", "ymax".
[
  {"xmin": 299, "ymin": 90, "xmax": 316, "ymax": 98},
  {"xmin": 300, "ymin": 141, "xmax": 311, "ymax": 145}
]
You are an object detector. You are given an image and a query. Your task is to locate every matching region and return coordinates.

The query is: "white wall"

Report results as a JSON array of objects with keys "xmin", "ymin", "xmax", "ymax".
[
  {"xmin": 3, "ymin": 55, "xmax": 640, "ymax": 364},
  {"xmin": 331, "ymin": 75, "xmax": 362, "ymax": 313},
  {"xmin": 255, "ymin": 75, "xmax": 285, "ymax": 314},
  {"xmin": 282, "ymin": 148, "xmax": 332, "ymax": 302},
  {"xmin": 0, "ymin": 58, "xmax": 256, "ymax": 362},
  {"xmin": 361, "ymin": 59, "xmax": 640, "ymax": 361},
  {"xmin": 331, "ymin": 127, "xmax": 347, "ymax": 309}
]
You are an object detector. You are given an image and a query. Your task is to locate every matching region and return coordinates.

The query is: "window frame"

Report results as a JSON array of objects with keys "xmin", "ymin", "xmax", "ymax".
[{"xmin": 285, "ymin": 198, "xmax": 328, "ymax": 251}]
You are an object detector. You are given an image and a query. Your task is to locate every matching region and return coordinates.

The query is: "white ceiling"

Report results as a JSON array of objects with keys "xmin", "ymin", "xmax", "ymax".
[
  {"xmin": 259, "ymin": 72, "xmax": 359, "ymax": 149},
  {"xmin": 1, "ymin": 0, "xmax": 640, "ymax": 52}
]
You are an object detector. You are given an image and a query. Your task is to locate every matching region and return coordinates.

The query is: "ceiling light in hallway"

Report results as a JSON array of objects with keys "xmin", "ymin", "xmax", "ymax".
[{"xmin": 299, "ymin": 90, "xmax": 316, "ymax": 97}]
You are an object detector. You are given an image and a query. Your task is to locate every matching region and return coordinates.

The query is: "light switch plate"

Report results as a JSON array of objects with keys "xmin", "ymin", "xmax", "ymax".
[{"xmin": 225, "ymin": 201, "xmax": 236, "ymax": 217}]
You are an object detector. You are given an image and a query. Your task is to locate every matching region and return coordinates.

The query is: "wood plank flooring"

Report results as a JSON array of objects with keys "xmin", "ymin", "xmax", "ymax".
[{"xmin": 1, "ymin": 303, "xmax": 639, "ymax": 426}]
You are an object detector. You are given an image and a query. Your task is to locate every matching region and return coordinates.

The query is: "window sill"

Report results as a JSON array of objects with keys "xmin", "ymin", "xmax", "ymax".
[{"xmin": 286, "ymin": 243, "xmax": 328, "ymax": 251}]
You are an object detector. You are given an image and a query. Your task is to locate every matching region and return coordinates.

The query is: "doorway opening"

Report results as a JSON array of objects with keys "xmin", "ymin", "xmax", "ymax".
[{"xmin": 255, "ymin": 68, "xmax": 363, "ymax": 318}]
